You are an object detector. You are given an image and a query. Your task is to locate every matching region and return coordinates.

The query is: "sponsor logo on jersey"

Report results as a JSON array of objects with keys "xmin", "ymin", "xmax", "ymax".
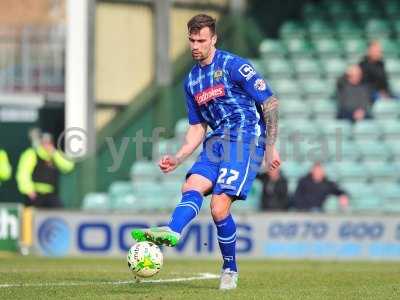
[
  {"xmin": 254, "ymin": 79, "xmax": 266, "ymax": 91},
  {"xmin": 238, "ymin": 64, "xmax": 256, "ymax": 81},
  {"xmin": 194, "ymin": 84, "xmax": 225, "ymax": 105},
  {"xmin": 189, "ymin": 75, "xmax": 205, "ymax": 87},
  {"xmin": 213, "ymin": 69, "xmax": 224, "ymax": 81}
]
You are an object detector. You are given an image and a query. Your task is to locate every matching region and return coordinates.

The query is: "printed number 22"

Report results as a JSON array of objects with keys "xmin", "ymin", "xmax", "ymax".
[{"xmin": 217, "ymin": 168, "xmax": 239, "ymax": 184}]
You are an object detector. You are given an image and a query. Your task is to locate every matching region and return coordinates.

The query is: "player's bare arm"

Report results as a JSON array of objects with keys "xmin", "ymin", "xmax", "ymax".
[
  {"xmin": 261, "ymin": 95, "xmax": 281, "ymax": 171},
  {"xmin": 159, "ymin": 123, "xmax": 207, "ymax": 173}
]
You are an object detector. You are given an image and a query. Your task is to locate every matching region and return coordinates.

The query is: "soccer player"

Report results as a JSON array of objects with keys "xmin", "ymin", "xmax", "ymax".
[{"xmin": 132, "ymin": 14, "xmax": 280, "ymax": 290}]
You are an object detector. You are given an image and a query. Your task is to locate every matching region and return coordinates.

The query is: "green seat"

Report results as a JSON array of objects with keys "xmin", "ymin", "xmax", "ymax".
[
  {"xmin": 111, "ymin": 193, "xmax": 140, "ymax": 211},
  {"xmin": 385, "ymin": 140, "xmax": 400, "ymax": 162},
  {"xmin": 342, "ymin": 38, "xmax": 367, "ymax": 57},
  {"xmin": 379, "ymin": 39, "xmax": 400, "ymax": 58},
  {"xmin": 153, "ymin": 138, "xmax": 181, "ymax": 159},
  {"xmin": 325, "ymin": 2, "xmax": 353, "ymax": 19},
  {"xmin": 302, "ymin": 3, "xmax": 321, "ymax": 19},
  {"xmin": 327, "ymin": 140, "xmax": 361, "ymax": 162},
  {"xmin": 352, "ymin": 120, "xmax": 382, "ymax": 142},
  {"xmin": 175, "ymin": 118, "xmax": 189, "ymax": 138},
  {"xmin": 385, "ymin": 59, "xmax": 400, "ymax": 76},
  {"xmin": 280, "ymin": 161, "xmax": 310, "ymax": 181},
  {"xmin": 323, "ymin": 195, "xmax": 340, "ymax": 213},
  {"xmin": 300, "ymin": 79, "xmax": 333, "ymax": 100},
  {"xmin": 390, "ymin": 77, "xmax": 400, "ymax": 95},
  {"xmin": 264, "ymin": 60, "xmax": 293, "ymax": 79},
  {"xmin": 109, "ymin": 181, "xmax": 134, "ymax": 198},
  {"xmin": 365, "ymin": 161, "xmax": 398, "ymax": 183},
  {"xmin": 311, "ymin": 38, "xmax": 342, "ymax": 56},
  {"xmin": 372, "ymin": 101, "xmax": 400, "ymax": 119},
  {"xmin": 82, "ymin": 193, "xmax": 109, "ymax": 210},
  {"xmin": 285, "ymin": 38, "xmax": 314, "ymax": 58},
  {"xmin": 259, "ymin": 39, "xmax": 287, "ymax": 58},
  {"xmin": 130, "ymin": 161, "xmax": 160, "ymax": 182},
  {"xmin": 279, "ymin": 100, "xmax": 310, "ymax": 120},
  {"xmin": 356, "ymin": 141, "xmax": 392, "ymax": 162},
  {"xmin": 366, "ymin": 19, "xmax": 391, "ymax": 39},
  {"xmin": 318, "ymin": 119, "xmax": 353, "ymax": 140},
  {"xmin": 292, "ymin": 59, "xmax": 321, "ymax": 78},
  {"xmin": 311, "ymin": 99, "xmax": 336, "ymax": 120},
  {"xmin": 272, "ymin": 79, "xmax": 299, "ymax": 98},
  {"xmin": 132, "ymin": 182, "xmax": 170, "ymax": 211},
  {"xmin": 336, "ymin": 22, "xmax": 363, "ymax": 39},
  {"xmin": 354, "ymin": 1, "xmax": 383, "ymax": 19},
  {"xmin": 279, "ymin": 21, "xmax": 306, "ymax": 40},
  {"xmin": 384, "ymin": 1, "xmax": 400, "ymax": 18},
  {"xmin": 377, "ymin": 183, "xmax": 400, "ymax": 213},
  {"xmin": 233, "ymin": 180, "xmax": 262, "ymax": 212},
  {"xmin": 333, "ymin": 161, "xmax": 368, "ymax": 184},
  {"xmin": 342, "ymin": 183, "xmax": 382, "ymax": 212},
  {"xmin": 322, "ymin": 58, "xmax": 347, "ymax": 79},
  {"xmin": 307, "ymin": 20, "xmax": 333, "ymax": 39}
]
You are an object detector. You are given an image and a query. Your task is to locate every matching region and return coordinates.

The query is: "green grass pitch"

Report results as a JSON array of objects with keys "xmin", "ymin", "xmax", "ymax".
[{"xmin": 0, "ymin": 256, "xmax": 399, "ymax": 299}]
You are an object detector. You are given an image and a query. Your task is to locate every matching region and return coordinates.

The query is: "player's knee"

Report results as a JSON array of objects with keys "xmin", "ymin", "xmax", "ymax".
[{"xmin": 210, "ymin": 202, "xmax": 229, "ymax": 221}]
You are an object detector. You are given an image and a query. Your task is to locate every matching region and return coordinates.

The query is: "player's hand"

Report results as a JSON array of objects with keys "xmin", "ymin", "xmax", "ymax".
[
  {"xmin": 28, "ymin": 192, "xmax": 37, "ymax": 200},
  {"xmin": 158, "ymin": 155, "xmax": 180, "ymax": 173},
  {"xmin": 265, "ymin": 145, "xmax": 281, "ymax": 171}
]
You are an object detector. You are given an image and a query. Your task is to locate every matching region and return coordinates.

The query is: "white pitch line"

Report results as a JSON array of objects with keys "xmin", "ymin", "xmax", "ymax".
[{"xmin": 0, "ymin": 273, "xmax": 219, "ymax": 288}]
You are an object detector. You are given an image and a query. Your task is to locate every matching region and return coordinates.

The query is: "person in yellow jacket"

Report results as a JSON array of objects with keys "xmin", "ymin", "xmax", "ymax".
[
  {"xmin": 0, "ymin": 148, "xmax": 12, "ymax": 185},
  {"xmin": 16, "ymin": 133, "xmax": 75, "ymax": 208}
]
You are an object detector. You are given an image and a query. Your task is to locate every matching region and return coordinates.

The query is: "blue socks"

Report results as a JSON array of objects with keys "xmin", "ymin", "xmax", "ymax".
[
  {"xmin": 215, "ymin": 214, "xmax": 237, "ymax": 272},
  {"xmin": 168, "ymin": 190, "xmax": 203, "ymax": 234}
]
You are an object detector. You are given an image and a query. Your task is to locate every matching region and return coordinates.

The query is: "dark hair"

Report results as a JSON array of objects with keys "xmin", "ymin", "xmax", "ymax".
[{"xmin": 187, "ymin": 14, "xmax": 216, "ymax": 35}]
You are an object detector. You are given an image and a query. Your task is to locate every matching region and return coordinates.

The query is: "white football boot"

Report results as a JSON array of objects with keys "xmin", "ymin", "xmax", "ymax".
[{"xmin": 219, "ymin": 268, "xmax": 238, "ymax": 290}]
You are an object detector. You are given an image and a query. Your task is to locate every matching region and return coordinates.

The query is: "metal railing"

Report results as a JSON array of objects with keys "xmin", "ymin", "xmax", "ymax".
[{"xmin": 0, "ymin": 24, "xmax": 65, "ymax": 94}]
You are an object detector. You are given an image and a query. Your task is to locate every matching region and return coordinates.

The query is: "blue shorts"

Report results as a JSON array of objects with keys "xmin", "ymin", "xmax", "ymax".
[{"xmin": 186, "ymin": 136, "xmax": 265, "ymax": 200}]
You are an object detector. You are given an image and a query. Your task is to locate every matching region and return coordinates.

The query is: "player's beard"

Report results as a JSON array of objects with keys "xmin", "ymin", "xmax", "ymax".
[{"xmin": 192, "ymin": 49, "xmax": 211, "ymax": 63}]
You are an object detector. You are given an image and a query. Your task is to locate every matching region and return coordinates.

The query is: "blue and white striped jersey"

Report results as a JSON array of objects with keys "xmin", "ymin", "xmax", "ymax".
[{"xmin": 184, "ymin": 49, "xmax": 274, "ymax": 146}]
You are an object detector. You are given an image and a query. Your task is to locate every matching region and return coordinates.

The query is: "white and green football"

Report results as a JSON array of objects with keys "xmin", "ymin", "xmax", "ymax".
[{"xmin": 127, "ymin": 241, "xmax": 163, "ymax": 278}]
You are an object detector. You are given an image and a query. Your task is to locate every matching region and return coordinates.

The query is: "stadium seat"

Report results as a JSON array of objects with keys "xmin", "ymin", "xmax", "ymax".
[
  {"xmin": 130, "ymin": 160, "xmax": 161, "ymax": 182},
  {"xmin": 342, "ymin": 38, "xmax": 367, "ymax": 58},
  {"xmin": 356, "ymin": 142, "xmax": 392, "ymax": 162},
  {"xmin": 385, "ymin": 1, "xmax": 400, "ymax": 19},
  {"xmin": 175, "ymin": 118, "xmax": 189, "ymax": 138},
  {"xmin": 364, "ymin": 161, "xmax": 399, "ymax": 183},
  {"xmin": 111, "ymin": 193, "xmax": 140, "ymax": 211},
  {"xmin": 284, "ymin": 38, "xmax": 314, "ymax": 58},
  {"xmin": 372, "ymin": 101, "xmax": 400, "ymax": 119},
  {"xmin": 153, "ymin": 138, "xmax": 181, "ymax": 160},
  {"xmin": 259, "ymin": 39, "xmax": 287, "ymax": 59},
  {"xmin": 389, "ymin": 77, "xmax": 400, "ymax": 96},
  {"xmin": 353, "ymin": 1, "xmax": 383, "ymax": 20},
  {"xmin": 307, "ymin": 20, "xmax": 333, "ymax": 39},
  {"xmin": 313, "ymin": 37, "xmax": 343, "ymax": 58},
  {"xmin": 311, "ymin": 99, "xmax": 336, "ymax": 120},
  {"xmin": 318, "ymin": 119, "xmax": 353, "ymax": 140},
  {"xmin": 379, "ymin": 118, "xmax": 400, "ymax": 143},
  {"xmin": 271, "ymin": 79, "xmax": 299, "ymax": 98},
  {"xmin": 333, "ymin": 161, "xmax": 368, "ymax": 184},
  {"xmin": 342, "ymin": 182, "xmax": 382, "ymax": 212},
  {"xmin": 385, "ymin": 140, "xmax": 400, "ymax": 162},
  {"xmin": 379, "ymin": 39, "xmax": 400, "ymax": 59},
  {"xmin": 132, "ymin": 182, "xmax": 171, "ymax": 211},
  {"xmin": 279, "ymin": 21, "xmax": 306, "ymax": 40},
  {"xmin": 327, "ymin": 140, "xmax": 361, "ymax": 162},
  {"xmin": 322, "ymin": 58, "xmax": 347, "ymax": 80},
  {"xmin": 108, "ymin": 181, "xmax": 134, "ymax": 198},
  {"xmin": 82, "ymin": 193, "xmax": 109, "ymax": 211},
  {"xmin": 376, "ymin": 183, "xmax": 400, "ymax": 213},
  {"xmin": 292, "ymin": 59, "xmax": 322, "ymax": 78},
  {"xmin": 365, "ymin": 19, "xmax": 391, "ymax": 39},
  {"xmin": 264, "ymin": 60, "xmax": 294, "ymax": 79},
  {"xmin": 325, "ymin": 2, "xmax": 353, "ymax": 19},
  {"xmin": 336, "ymin": 21, "xmax": 363, "ymax": 39},
  {"xmin": 385, "ymin": 59, "xmax": 400, "ymax": 77},
  {"xmin": 280, "ymin": 161, "xmax": 310, "ymax": 182},
  {"xmin": 323, "ymin": 195, "xmax": 340, "ymax": 213},
  {"xmin": 392, "ymin": 19, "xmax": 400, "ymax": 38},
  {"xmin": 352, "ymin": 120, "xmax": 382, "ymax": 142},
  {"xmin": 300, "ymin": 79, "xmax": 333, "ymax": 100}
]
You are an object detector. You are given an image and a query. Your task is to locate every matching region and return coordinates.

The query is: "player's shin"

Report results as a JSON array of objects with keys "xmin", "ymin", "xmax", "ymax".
[
  {"xmin": 168, "ymin": 190, "xmax": 203, "ymax": 234},
  {"xmin": 214, "ymin": 214, "xmax": 237, "ymax": 272}
]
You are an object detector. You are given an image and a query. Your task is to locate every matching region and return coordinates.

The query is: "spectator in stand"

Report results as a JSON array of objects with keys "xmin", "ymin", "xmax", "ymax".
[
  {"xmin": 0, "ymin": 148, "xmax": 12, "ymax": 185},
  {"xmin": 336, "ymin": 64, "xmax": 372, "ymax": 122},
  {"xmin": 294, "ymin": 162, "xmax": 348, "ymax": 212},
  {"xmin": 256, "ymin": 168, "xmax": 288, "ymax": 211},
  {"xmin": 359, "ymin": 40, "xmax": 392, "ymax": 100}
]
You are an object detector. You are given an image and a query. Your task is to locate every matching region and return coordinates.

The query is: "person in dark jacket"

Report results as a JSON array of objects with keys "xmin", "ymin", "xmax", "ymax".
[
  {"xmin": 257, "ymin": 168, "xmax": 288, "ymax": 211},
  {"xmin": 294, "ymin": 162, "xmax": 348, "ymax": 211},
  {"xmin": 359, "ymin": 40, "xmax": 391, "ymax": 99},
  {"xmin": 336, "ymin": 64, "xmax": 372, "ymax": 122},
  {"xmin": 16, "ymin": 133, "xmax": 74, "ymax": 208}
]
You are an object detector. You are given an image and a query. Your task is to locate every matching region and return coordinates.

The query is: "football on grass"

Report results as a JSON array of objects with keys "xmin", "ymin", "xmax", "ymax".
[{"xmin": 127, "ymin": 241, "xmax": 163, "ymax": 278}]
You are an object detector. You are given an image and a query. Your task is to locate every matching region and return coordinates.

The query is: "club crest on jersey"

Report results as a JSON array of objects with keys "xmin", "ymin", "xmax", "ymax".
[
  {"xmin": 238, "ymin": 64, "xmax": 256, "ymax": 81},
  {"xmin": 254, "ymin": 78, "xmax": 266, "ymax": 91},
  {"xmin": 213, "ymin": 69, "xmax": 224, "ymax": 81},
  {"xmin": 194, "ymin": 84, "xmax": 225, "ymax": 105}
]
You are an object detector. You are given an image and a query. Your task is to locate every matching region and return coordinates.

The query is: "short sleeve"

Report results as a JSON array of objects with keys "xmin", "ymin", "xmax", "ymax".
[
  {"xmin": 229, "ymin": 57, "xmax": 273, "ymax": 104},
  {"xmin": 184, "ymin": 81, "xmax": 205, "ymax": 125}
]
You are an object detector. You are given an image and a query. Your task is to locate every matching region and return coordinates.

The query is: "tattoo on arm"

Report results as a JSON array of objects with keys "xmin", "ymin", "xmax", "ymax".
[{"xmin": 261, "ymin": 96, "xmax": 279, "ymax": 145}]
